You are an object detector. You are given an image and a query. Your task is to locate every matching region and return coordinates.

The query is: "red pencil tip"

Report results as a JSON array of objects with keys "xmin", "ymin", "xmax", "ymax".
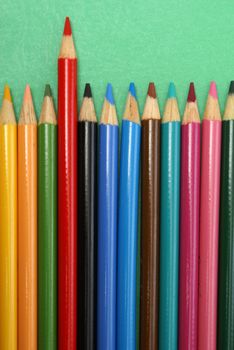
[
  {"xmin": 147, "ymin": 82, "xmax": 157, "ymax": 98},
  {"xmin": 187, "ymin": 82, "xmax": 196, "ymax": 102},
  {"xmin": 63, "ymin": 17, "xmax": 72, "ymax": 35}
]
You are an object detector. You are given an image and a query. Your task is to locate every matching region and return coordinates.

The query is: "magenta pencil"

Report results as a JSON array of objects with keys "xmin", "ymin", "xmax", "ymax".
[
  {"xmin": 198, "ymin": 82, "xmax": 222, "ymax": 350},
  {"xmin": 179, "ymin": 83, "xmax": 200, "ymax": 350}
]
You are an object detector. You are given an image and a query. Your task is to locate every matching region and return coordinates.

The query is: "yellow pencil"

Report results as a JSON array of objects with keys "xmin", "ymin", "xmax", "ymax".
[{"xmin": 0, "ymin": 85, "xmax": 17, "ymax": 349}]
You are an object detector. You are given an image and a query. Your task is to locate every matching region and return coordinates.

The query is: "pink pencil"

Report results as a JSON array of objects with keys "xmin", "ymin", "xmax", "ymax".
[
  {"xmin": 198, "ymin": 81, "xmax": 222, "ymax": 350},
  {"xmin": 179, "ymin": 83, "xmax": 200, "ymax": 350}
]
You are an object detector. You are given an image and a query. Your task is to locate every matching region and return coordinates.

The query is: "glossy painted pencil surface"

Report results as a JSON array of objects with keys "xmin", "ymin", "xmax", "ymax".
[
  {"xmin": 18, "ymin": 85, "xmax": 37, "ymax": 350},
  {"xmin": 38, "ymin": 85, "xmax": 57, "ymax": 350},
  {"xmin": 97, "ymin": 84, "xmax": 118, "ymax": 350},
  {"xmin": 58, "ymin": 17, "xmax": 77, "ymax": 350},
  {"xmin": 159, "ymin": 83, "xmax": 181, "ymax": 350},
  {"xmin": 179, "ymin": 83, "xmax": 200, "ymax": 350},
  {"xmin": 117, "ymin": 83, "xmax": 141, "ymax": 350},
  {"xmin": 0, "ymin": 86, "xmax": 17, "ymax": 350},
  {"xmin": 218, "ymin": 81, "xmax": 234, "ymax": 349},
  {"xmin": 140, "ymin": 83, "xmax": 160, "ymax": 350},
  {"xmin": 78, "ymin": 84, "xmax": 97, "ymax": 349},
  {"xmin": 198, "ymin": 82, "xmax": 222, "ymax": 350}
]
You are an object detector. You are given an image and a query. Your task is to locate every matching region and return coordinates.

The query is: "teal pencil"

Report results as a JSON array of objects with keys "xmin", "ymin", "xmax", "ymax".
[{"xmin": 159, "ymin": 83, "xmax": 181, "ymax": 350}]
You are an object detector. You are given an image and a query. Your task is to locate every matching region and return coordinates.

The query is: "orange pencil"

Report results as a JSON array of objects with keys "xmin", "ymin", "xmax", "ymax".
[{"xmin": 18, "ymin": 85, "xmax": 37, "ymax": 350}]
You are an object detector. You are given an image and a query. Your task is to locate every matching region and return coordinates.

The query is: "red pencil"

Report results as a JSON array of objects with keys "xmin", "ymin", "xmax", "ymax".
[{"xmin": 58, "ymin": 17, "xmax": 78, "ymax": 350}]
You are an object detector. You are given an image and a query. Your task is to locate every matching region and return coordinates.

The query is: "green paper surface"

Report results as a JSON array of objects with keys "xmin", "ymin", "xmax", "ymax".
[{"xmin": 0, "ymin": 0, "xmax": 233, "ymax": 119}]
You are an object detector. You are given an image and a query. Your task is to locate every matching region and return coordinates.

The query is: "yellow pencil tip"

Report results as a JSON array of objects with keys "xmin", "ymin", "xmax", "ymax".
[{"xmin": 3, "ymin": 85, "xmax": 12, "ymax": 102}]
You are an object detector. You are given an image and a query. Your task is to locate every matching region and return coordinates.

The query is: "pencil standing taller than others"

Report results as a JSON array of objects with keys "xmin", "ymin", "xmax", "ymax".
[{"xmin": 58, "ymin": 17, "xmax": 78, "ymax": 350}]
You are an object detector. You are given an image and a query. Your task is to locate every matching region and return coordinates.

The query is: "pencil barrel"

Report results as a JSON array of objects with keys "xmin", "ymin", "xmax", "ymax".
[
  {"xmin": 38, "ymin": 124, "xmax": 57, "ymax": 350},
  {"xmin": 140, "ymin": 119, "xmax": 160, "ymax": 350},
  {"xmin": 78, "ymin": 121, "xmax": 97, "ymax": 349},
  {"xmin": 97, "ymin": 124, "xmax": 118, "ymax": 350},
  {"xmin": 159, "ymin": 121, "xmax": 180, "ymax": 350},
  {"xmin": 117, "ymin": 120, "xmax": 141, "ymax": 350},
  {"xmin": 218, "ymin": 121, "xmax": 234, "ymax": 349},
  {"xmin": 0, "ymin": 125, "xmax": 17, "ymax": 350}
]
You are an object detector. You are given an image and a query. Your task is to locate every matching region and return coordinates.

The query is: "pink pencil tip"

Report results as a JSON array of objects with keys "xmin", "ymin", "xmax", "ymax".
[
  {"xmin": 209, "ymin": 81, "xmax": 218, "ymax": 99},
  {"xmin": 24, "ymin": 84, "xmax": 32, "ymax": 102},
  {"xmin": 63, "ymin": 17, "xmax": 72, "ymax": 35}
]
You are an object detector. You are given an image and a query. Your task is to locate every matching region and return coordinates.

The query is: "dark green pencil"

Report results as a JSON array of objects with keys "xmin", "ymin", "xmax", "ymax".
[
  {"xmin": 218, "ymin": 81, "xmax": 234, "ymax": 349},
  {"xmin": 38, "ymin": 85, "xmax": 57, "ymax": 350}
]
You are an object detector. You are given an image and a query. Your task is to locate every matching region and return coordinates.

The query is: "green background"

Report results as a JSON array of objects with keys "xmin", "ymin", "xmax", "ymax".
[{"xmin": 1, "ymin": 0, "xmax": 233, "ymax": 120}]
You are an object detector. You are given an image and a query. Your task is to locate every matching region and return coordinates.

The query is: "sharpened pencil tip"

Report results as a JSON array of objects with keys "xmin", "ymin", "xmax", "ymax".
[
  {"xmin": 168, "ymin": 82, "xmax": 176, "ymax": 98},
  {"xmin": 229, "ymin": 81, "xmax": 234, "ymax": 95},
  {"xmin": 105, "ymin": 83, "xmax": 115, "ymax": 105},
  {"xmin": 187, "ymin": 82, "xmax": 196, "ymax": 102},
  {"xmin": 44, "ymin": 84, "xmax": 52, "ymax": 97},
  {"xmin": 63, "ymin": 17, "xmax": 72, "ymax": 35},
  {"xmin": 3, "ymin": 85, "xmax": 12, "ymax": 102},
  {"xmin": 24, "ymin": 84, "xmax": 32, "ymax": 102},
  {"xmin": 147, "ymin": 82, "xmax": 156, "ymax": 98},
  {"xmin": 129, "ymin": 82, "xmax": 137, "ymax": 99},
  {"xmin": 84, "ymin": 83, "xmax": 92, "ymax": 98},
  {"xmin": 209, "ymin": 81, "xmax": 218, "ymax": 99}
]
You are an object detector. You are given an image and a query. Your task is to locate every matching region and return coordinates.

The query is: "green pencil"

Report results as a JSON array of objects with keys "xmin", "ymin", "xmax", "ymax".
[
  {"xmin": 38, "ymin": 85, "xmax": 57, "ymax": 350},
  {"xmin": 218, "ymin": 81, "xmax": 234, "ymax": 349}
]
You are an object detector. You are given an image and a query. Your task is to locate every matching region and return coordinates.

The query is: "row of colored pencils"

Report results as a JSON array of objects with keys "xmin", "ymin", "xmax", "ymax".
[
  {"xmin": 1, "ymin": 16, "xmax": 234, "ymax": 350},
  {"xmin": 0, "ymin": 83, "xmax": 57, "ymax": 350}
]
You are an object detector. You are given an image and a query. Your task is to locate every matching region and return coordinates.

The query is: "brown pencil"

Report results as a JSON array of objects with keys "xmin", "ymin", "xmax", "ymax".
[{"xmin": 140, "ymin": 82, "xmax": 161, "ymax": 349}]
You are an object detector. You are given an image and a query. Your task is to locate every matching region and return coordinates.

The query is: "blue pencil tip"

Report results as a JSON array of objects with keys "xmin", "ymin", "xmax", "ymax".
[
  {"xmin": 105, "ymin": 83, "xmax": 115, "ymax": 105},
  {"xmin": 129, "ymin": 82, "xmax": 137, "ymax": 99},
  {"xmin": 168, "ymin": 82, "xmax": 176, "ymax": 98}
]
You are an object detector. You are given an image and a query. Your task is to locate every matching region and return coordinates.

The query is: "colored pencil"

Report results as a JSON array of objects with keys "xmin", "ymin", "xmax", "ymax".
[
  {"xmin": 159, "ymin": 82, "xmax": 181, "ymax": 350},
  {"xmin": 198, "ymin": 81, "xmax": 222, "ymax": 350},
  {"xmin": 217, "ymin": 81, "xmax": 234, "ymax": 349},
  {"xmin": 0, "ymin": 86, "xmax": 17, "ymax": 350},
  {"xmin": 179, "ymin": 83, "xmax": 200, "ymax": 350},
  {"xmin": 58, "ymin": 17, "xmax": 78, "ymax": 350},
  {"xmin": 38, "ymin": 85, "xmax": 57, "ymax": 350},
  {"xmin": 78, "ymin": 83, "xmax": 97, "ymax": 349},
  {"xmin": 18, "ymin": 85, "xmax": 37, "ymax": 350},
  {"xmin": 140, "ymin": 82, "xmax": 160, "ymax": 350},
  {"xmin": 97, "ymin": 83, "xmax": 118, "ymax": 350},
  {"xmin": 117, "ymin": 83, "xmax": 141, "ymax": 350}
]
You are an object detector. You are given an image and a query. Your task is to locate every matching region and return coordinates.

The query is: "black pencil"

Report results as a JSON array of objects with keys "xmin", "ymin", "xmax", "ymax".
[{"xmin": 78, "ymin": 83, "xmax": 97, "ymax": 349}]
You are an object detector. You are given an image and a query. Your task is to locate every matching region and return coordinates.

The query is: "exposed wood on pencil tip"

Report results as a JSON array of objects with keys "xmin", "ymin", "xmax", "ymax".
[
  {"xmin": 80, "ymin": 85, "xmax": 97, "ymax": 123},
  {"xmin": 162, "ymin": 83, "xmax": 180, "ymax": 123},
  {"xmin": 203, "ymin": 82, "xmax": 221, "ymax": 121},
  {"xmin": 183, "ymin": 83, "xmax": 200, "ymax": 124},
  {"xmin": 147, "ymin": 82, "xmax": 156, "ymax": 98},
  {"xmin": 84, "ymin": 83, "xmax": 92, "ymax": 98},
  {"xmin": 0, "ymin": 85, "xmax": 16, "ymax": 124},
  {"xmin": 100, "ymin": 84, "xmax": 118, "ymax": 125},
  {"xmin": 187, "ymin": 82, "xmax": 196, "ymax": 102},
  {"xmin": 224, "ymin": 83, "xmax": 234, "ymax": 121},
  {"xmin": 19, "ymin": 85, "xmax": 37, "ymax": 125},
  {"xmin": 123, "ymin": 83, "xmax": 140, "ymax": 125},
  {"xmin": 142, "ymin": 83, "xmax": 160, "ymax": 121},
  {"xmin": 39, "ymin": 86, "xmax": 57, "ymax": 125},
  {"xmin": 63, "ymin": 17, "xmax": 72, "ymax": 36}
]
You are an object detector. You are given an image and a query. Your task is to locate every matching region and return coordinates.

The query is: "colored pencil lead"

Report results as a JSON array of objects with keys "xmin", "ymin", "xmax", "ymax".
[
  {"xmin": 64, "ymin": 17, "xmax": 72, "ymax": 36},
  {"xmin": 3, "ymin": 85, "xmax": 12, "ymax": 102},
  {"xmin": 123, "ymin": 83, "xmax": 140, "ymax": 124},
  {"xmin": 129, "ymin": 82, "xmax": 137, "ymax": 99},
  {"xmin": 187, "ymin": 82, "xmax": 196, "ymax": 102},
  {"xmin": 44, "ymin": 84, "xmax": 52, "ymax": 97},
  {"xmin": 168, "ymin": 82, "xmax": 176, "ymax": 98},
  {"xmin": 209, "ymin": 81, "xmax": 218, "ymax": 99},
  {"xmin": 105, "ymin": 83, "xmax": 115, "ymax": 105},
  {"xmin": 84, "ymin": 83, "xmax": 92, "ymax": 98},
  {"xmin": 147, "ymin": 82, "xmax": 156, "ymax": 98},
  {"xmin": 228, "ymin": 80, "xmax": 234, "ymax": 95}
]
